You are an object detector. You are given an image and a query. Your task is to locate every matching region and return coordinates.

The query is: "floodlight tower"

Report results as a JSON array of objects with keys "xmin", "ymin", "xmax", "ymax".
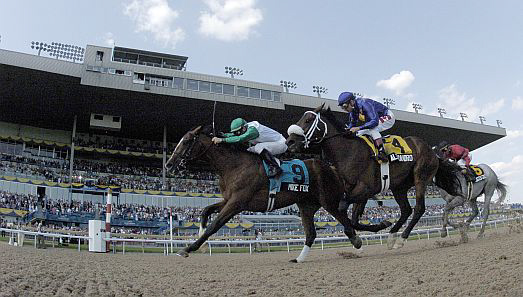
[
  {"xmin": 280, "ymin": 80, "xmax": 297, "ymax": 93},
  {"xmin": 437, "ymin": 108, "xmax": 446, "ymax": 118},
  {"xmin": 460, "ymin": 113, "xmax": 468, "ymax": 121},
  {"xmin": 225, "ymin": 66, "xmax": 243, "ymax": 78},
  {"xmin": 496, "ymin": 120, "xmax": 502, "ymax": 127},
  {"xmin": 479, "ymin": 116, "xmax": 486, "ymax": 125},
  {"xmin": 412, "ymin": 103, "xmax": 423, "ymax": 113},
  {"xmin": 383, "ymin": 98, "xmax": 395, "ymax": 108},
  {"xmin": 312, "ymin": 85, "xmax": 328, "ymax": 98}
]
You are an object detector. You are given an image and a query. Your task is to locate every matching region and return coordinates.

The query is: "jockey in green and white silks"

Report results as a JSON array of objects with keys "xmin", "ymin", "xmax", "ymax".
[{"xmin": 212, "ymin": 118, "xmax": 287, "ymax": 177}]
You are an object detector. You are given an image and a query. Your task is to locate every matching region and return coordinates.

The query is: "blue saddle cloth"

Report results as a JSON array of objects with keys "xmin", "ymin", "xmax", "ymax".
[{"xmin": 263, "ymin": 159, "xmax": 310, "ymax": 194}]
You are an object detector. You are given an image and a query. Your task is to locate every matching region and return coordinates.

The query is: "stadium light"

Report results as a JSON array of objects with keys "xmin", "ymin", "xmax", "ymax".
[
  {"xmin": 479, "ymin": 116, "xmax": 486, "ymax": 125},
  {"xmin": 383, "ymin": 98, "xmax": 395, "ymax": 108},
  {"xmin": 353, "ymin": 92, "xmax": 363, "ymax": 97},
  {"xmin": 460, "ymin": 112, "xmax": 468, "ymax": 121},
  {"xmin": 412, "ymin": 103, "xmax": 423, "ymax": 114},
  {"xmin": 312, "ymin": 85, "xmax": 328, "ymax": 98},
  {"xmin": 280, "ymin": 80, "xmax": 297, "ymax": 93},
  {"xmin": 437, "ymin": 108, "xmax": 446, "ymax": 118},
  {"xmin": 496, "ymin": 120, "xmax": 503, "ymax": 127},
  {"xmin": 30, "ymin": 41, "xmax": 85, "ymax": 62},
  {"xmin": 225, "ymin": 66, "xmax": 243, "ymax": 78}
]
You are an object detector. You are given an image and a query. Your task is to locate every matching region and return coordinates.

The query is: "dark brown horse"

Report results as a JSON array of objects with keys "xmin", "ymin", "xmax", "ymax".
[
  {"xmin": 286, "ymin": 104, "xmax": 450, "ymax": 249},
  {"xmin": 165, "ymin": 125, "xmax": 362, "ymax": 262}
]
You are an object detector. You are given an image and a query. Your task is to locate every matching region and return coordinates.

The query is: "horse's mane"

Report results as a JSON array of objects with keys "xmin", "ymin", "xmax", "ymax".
[
  {"xmin": 199, "ymin": 124, "xmax": 251, "ymax": 154},
  {"xmin": 434, "ymin": 158, "xmax": 462, "ymax": 196},
  {"xmin": 322, "ymin": 107, "xmax": 346, "ymax": 133}
]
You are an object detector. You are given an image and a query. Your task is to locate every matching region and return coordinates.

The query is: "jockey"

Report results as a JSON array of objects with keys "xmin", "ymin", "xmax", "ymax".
[
  {"xmin": 338, "ymin": 92, "xmax": 396, "ymax": 162},
  {"xmin": 438, "ymin": 141, "xmax": 474, "ymax": 179},
  {"xmin": 212, "ymin": 118, "xmax": 287, "ymax": 177}
]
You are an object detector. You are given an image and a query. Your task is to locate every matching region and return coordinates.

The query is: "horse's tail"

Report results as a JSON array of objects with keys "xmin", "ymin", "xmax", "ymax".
[
  {"xmin": 495, "ymin": 181, "xmax": 508, "ymax": 204},
  {"xmin": 434, "ymin": 158, "xmax": 461, "ymax": 196}
]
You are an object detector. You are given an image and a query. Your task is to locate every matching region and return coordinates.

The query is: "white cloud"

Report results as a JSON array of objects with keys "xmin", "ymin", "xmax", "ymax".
[
  {"xmin": 104, "ymin": 32, "xmax": 115, "ymax": 47},
  {"xmin": 376, "ymin": 70, "xmax": 415, "ymax": 95},
  {"xmin": 436, "ymin": 84, "xmax": 505, "ymax": 122},
  {"xmin": 123, "ymin": 0, "xmax": 185, "ymax": 48},
  {"xmin": 512, "ymin": 97, "xmax": 523, "ymax": 110},
  {"xmin": 506, "ymin": 129, "xmax": 523, "ymax": 140},
  {"xmin": 199, "ymin": 0, "xmax": 263, "ymax": 41}
]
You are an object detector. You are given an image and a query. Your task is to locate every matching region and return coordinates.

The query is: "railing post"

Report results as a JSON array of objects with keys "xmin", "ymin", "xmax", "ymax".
[
  {"xmin": 321, "ymin": 240, "xmax": 324, "ymax": 250},
  {"xmin": 208, "ymin": 242, "xmax": 212, "ymax": 256},
  {"xmin": 78, "ymin": 238, "xmax": 81, "ymax": 252},
  {"xmin": 287, "ymin": 241, "xmax": 290, "ymax": 253},
  {"xmin": 123, "ymin": 241, "xmax": 125, "ymax": 254},
  {"xmin": 379, "ymin": 234, "xmax": 383, "ymax": 245},
  {"xmin": 249, "ymin": 243, "xmax": 252, "ymax": 254}
]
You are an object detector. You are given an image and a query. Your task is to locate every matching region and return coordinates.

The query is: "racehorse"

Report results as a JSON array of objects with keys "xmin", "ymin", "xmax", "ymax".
[
  {"xmin": 165, "ymin": 125, "xmax": 362, "ymax": 262},
  {"xmin": 285, "ymin": 104, "xmax": 459, "ymax": 249},
  {"xmin": 433, "ymin": 155, "xmax": 507, "ymax": 241}
]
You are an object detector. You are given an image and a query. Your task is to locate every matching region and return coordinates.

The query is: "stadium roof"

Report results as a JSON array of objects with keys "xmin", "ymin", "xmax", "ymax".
[{"xmin": 0, "ymin": 46, "xmax": 506, "ymax": 151}]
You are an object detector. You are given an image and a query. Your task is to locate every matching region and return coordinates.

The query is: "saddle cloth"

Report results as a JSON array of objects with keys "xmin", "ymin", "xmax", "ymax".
[
  {"xmin": 359, "ymin": 135, "xmax": 414, "ymax": 162},
  {"xmin": 469, "ymin": 165, "xmax": 486, "ymax": 183},
  {"xmin": 262, "ymin": 159, "xmax": 310, "ymax": 194}
]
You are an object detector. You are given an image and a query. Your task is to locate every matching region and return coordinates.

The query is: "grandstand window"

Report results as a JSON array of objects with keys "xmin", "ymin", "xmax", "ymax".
[
  {"xmin": 173, "ymin": 77, "xmax": 184, "ymax": 89},
  {"xmin": 133, "ymin": 73, "xmax": 145, "ymax": 84},
  {"xmin": 187, "ymin": 79, "xmax": 199, "ymax": 91},
  {"xmin": 272, "ymin": 92, "xmax": 281, "ymax": 102},
  {"xmin": 86, "ymin": 65, "xmax": 94, "ymax": 71},
  {"xmin": 211, "ymin": 82, "xmax": 223, "ymax": 93},
  {"xmin": 113, "ymin": 117, "xmax": 120, "ymax": 123},
  {"xmin": 96, "ymin": 51, "xmax": 104, "ymax": 61},
  {"xmin": 108, "ymin": 68, "xmax": 116, "ymax": 75},
  {"xmin": 261, "ymin": 90, "xmax": 272, "ymax": 100},
  {"xmin": 223, "ymin": 84, "xmax": 235, "ymax": 95},
  {"xmin": 124, "ymin": 70, "xmax": 132, "ymax": 76},
  {"xmin": 248, "ymin": 88, "xmax": 261, "ymax": 99},
  {"xmin": 237, "ymin": 86, "xmax": 249, "ymax": 97},
  {"xmin": 94, "ymin": 114, "xmax": 104, "ymax": 120},
  {"xmin": 115, "ymin": 69, "xmax": 125, "ymax": 75},
  {"xmin": 199, "ymin": 81, "xmax": 211, "ymax": 92}
]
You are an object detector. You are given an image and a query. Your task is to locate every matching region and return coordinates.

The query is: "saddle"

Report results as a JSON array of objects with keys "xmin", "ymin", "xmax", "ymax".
[
  {"xmin": 359, "ymin": 135, "xmax": 414, "ymax": 163},
  {"xmin": 262, "ymin": 159, "xmax": 310, "ymax": 211}
]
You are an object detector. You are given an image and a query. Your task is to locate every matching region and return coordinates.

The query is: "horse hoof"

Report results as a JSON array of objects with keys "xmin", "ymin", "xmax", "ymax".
[
  {"xmin": 381, "ymin": 220, "xmax": 393, "ymax": 228},
  {"xmin": 350, "ymin": 236, "xmax": 362, "ymax": 249},
  {"xmin": 440, "ymin": 230, "xmax": 448, "ymax": 238},
  {"xmin": 393, "ymin": 237, "xmax": 406, "ymax": 249},
  {"xmin": 289, "ymin": 259, "xmax": 298, "ymax": 263},
  {"xmin": 386, "ymin": 234, "xmax": 396, "ymax": 250},
  {"xmin": 176, "ymin": 250, "xmax": 189, "ymax": 257},
  {"xmin": 477, "ymin": 233, "xmax": 485, "ymax": 239}
]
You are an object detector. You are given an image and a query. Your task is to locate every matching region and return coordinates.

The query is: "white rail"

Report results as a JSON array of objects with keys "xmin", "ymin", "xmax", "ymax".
[{"xmin": 1, "ymin": 216, "xmax": 520, "ymax": 255}]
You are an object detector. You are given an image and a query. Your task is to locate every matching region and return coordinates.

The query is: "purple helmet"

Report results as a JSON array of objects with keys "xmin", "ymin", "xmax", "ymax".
[{"xmin": 338, "ymin": 92, "xmax": 355, "ymax": 106}]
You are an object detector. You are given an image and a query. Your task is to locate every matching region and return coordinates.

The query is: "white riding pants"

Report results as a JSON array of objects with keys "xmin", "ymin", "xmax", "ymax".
[
  {"xmin": 357, "ymin": 110, "xmax": 395, "ymax": 140},
  {"xmin": 247, "ymin": 138, "xmax": 288, "ymax": 155}
]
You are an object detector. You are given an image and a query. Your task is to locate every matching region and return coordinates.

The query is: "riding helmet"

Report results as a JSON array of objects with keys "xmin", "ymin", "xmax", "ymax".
[
  {"xmin": 230, "ymin": 118, "xmax": 247, "ymax": 132},
  {"xmin": 338, "ymin": 92, "xmax": 356, "ymax": 106}
]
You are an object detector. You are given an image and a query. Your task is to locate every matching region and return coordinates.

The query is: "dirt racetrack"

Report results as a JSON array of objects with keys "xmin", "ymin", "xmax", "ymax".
[{"xmin": 0, "ymin": 227, "xmax": 521, "ymax": 297}]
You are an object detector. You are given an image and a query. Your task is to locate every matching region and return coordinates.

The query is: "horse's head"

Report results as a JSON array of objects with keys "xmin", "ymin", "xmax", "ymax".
[
  {"xmin": 165, "ymin": 126, "xmax": 212, "ymax": 171},
  {"xmin": 286, "ymin": 103, "xmax": 327, "ymax": 152}
]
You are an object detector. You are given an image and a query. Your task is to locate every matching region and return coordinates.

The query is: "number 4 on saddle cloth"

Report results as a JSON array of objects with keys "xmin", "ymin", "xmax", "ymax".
[
  {"xmin": 359, "ymin": 135, "xmax": 414, "ymax": 163},
  {"xmin": 262, "ymin": 159, "xmax": 310, "ymax": 211}
]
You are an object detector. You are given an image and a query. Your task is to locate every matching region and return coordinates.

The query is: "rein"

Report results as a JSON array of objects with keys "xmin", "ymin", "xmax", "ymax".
[{"xmin": 176, "ymin": 134, "xmax": 213, "ymax": 168}]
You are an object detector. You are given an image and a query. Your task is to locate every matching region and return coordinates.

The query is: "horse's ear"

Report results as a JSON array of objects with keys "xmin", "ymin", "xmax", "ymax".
[
  {"xmin": 314, "ymin": 103, "xmax": 325, "ymax": 113},
  {"xmin": 192, "ymin": 126, "xmax": 203, "ymax": 134},
  {"xmin": 326, "ymin": 105, "xmax": 331, "ymax": 112}
]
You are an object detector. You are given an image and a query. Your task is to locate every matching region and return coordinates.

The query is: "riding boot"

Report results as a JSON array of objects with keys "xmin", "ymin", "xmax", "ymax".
[
  {"xmin": 376, "ymin": 143, "xmax": 388, "ymax": 163},
  {"xmin": 260, "ymin": 149, "xmax": 282, "ymax": 178}
]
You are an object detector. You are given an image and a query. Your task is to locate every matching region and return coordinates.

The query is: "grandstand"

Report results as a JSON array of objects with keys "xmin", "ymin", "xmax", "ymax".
[{"xmin": 0, "ymin": 44, "xmax": 508, "ymax": 234}]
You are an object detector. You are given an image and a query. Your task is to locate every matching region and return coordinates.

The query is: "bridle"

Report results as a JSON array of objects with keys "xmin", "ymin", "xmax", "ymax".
[
  {"xmin": 168, "ymin": 133, "xmax": 212, "ymax": 170},
  {"xmin": 287, "ymin": 110, "xmax": 328, "ymax": 148}
]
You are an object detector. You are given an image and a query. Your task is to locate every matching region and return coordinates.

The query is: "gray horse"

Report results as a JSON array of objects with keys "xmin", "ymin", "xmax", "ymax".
[{"xmin": 436, "ymin": 161, "xmax": 507, "ymax": 241}]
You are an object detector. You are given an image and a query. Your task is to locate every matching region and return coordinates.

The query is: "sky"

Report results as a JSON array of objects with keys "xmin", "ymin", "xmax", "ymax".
[{"xmin": 1, "ymin": 0, "xmax": 522, "ymax": 203}]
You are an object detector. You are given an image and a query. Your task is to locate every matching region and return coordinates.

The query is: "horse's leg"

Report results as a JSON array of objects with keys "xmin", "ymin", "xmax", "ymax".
[
  {"xmin": 199, "ymin": 201, "xmax": 226, "ymax": 236},
  {"xmin": 290, "ymin": 203, "xmax": 321, "ymax": 263},
  {"xmin": 478, "ymin": 187, "xmax": 495, "ymax": 238},
  {"xmin": 177, "ymin": 202, "xmax": 241, "ymax": 257},
  {"xmin": 387, "ymin": 188, "xmax": 411, "ymax": 249},
  {"xmin": 324, "ymin": 206, "xmax": 362, "ymax": 249},
  {"xmin": 351, "ymin": 201, "xmax": 392, "ymax": 233},
  {"xmin": 441, "ymin": 196, "xmax": 465, "ymax": 238},
  {"xmin": 395, "ymin": 181, "xmax": 428, "ymax": 249}
]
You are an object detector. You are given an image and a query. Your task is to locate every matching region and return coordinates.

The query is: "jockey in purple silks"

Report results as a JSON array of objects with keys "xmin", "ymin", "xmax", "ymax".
[{"xmin": 338, "ymin": 92, "xmax": 396, "ymax": 162}]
